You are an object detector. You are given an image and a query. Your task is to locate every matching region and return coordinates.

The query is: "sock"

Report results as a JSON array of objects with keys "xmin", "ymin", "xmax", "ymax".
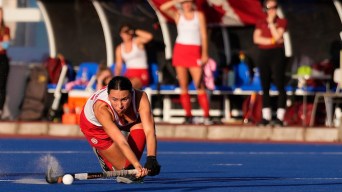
[
  {"xmin": 262, "ymin": 108, "xmax": 272, "ymax": 121},
  {"xmin": 197, "ymin": 93, "xmax": 210, "ymax": 117},
  {"xmin": 124, "ymin": 129, "xmax": 146, "ymax": 168},
  {"xmin": 277, "ymin": 108, "xmax": 285, "ymax": 121},
  {"xmin": 180, "ymin": 93, "xmax": 192, "ymax": 117}
]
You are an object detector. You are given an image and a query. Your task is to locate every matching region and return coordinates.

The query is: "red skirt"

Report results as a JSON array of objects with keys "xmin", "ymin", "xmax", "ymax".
[
  {"xmin": 172, "ymin": 43, "xmax": 201, "ymax": 67},
  {"xmin": 124, "ymin": 68, "xmax": 150, "ymax": 86},
  {"xmin": 79, "ymin": 109, "xmax": 113, "ymax": 150}
]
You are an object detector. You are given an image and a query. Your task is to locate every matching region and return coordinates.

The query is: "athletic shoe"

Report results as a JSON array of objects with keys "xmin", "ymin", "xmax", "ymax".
[
  {"xmin": 184, "ymin": 116, "xmax": 193, "ymax": 124},
  {"xmin": 272, "ymin": 118, "xmax": 284, "ymax": 127},
  {"xmin": 257, "ymin": 118, "xmax": 271, "ymax": 127},
  {"xmin": 116, "ymin": 175, "xmax": 144, "ymax": 184},
  {"xmin": 203, "ymin": 117, "xmax": 214, "ymax": 125}
]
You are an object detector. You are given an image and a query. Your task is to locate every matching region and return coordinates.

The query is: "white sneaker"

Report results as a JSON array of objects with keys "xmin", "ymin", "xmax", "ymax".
[
  {"xmin": 203, "ymin": 117, "xmax": 213, "ymax": 125},
  {"xmin": 116, "ymin": 175, "xmax": 144, "ymax": 184}
]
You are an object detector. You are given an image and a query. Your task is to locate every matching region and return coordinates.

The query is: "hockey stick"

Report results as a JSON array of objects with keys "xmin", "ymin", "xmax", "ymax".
[{"xmin": 45, "ymin": 167, "xmax": 137, "ymax": 184}]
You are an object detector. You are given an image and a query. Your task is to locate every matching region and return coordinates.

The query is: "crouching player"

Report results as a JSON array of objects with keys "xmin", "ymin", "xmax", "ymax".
[{"xmin": 80, "ymin": 76, "xmax": 161, "ymax": 183}]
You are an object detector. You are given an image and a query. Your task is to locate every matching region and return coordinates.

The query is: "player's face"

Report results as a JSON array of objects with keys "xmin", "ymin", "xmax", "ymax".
[
  {"xmin": 108, "ymin": 90, "xmax": 132, "ymax": 115},
  {"xmin": 120, "ymin": 27, "xmax": 133, "ymax": 41},
  {"xmin": 265, "ymin": 1, "xmax": 277, "ymax": 15},
  {"xmin": 181, "ymin": 1, "xmax": 193, "ymax": 12}
]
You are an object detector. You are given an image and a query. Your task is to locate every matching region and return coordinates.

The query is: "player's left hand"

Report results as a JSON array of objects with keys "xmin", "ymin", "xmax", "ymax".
[{"xmin": 144, "ymin": 156, "xmax": 161, "ymax": 176}]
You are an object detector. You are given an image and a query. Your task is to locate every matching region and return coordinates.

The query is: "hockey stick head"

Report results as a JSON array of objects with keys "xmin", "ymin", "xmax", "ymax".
[{"xmin": 45, "ymin": 167, "xmax": 63, "ymax": 184}]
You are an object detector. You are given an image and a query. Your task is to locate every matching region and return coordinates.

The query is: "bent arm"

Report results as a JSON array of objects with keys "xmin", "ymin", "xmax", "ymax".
[
  {"xmin": 253, "ymin": 27, "xmax": 285, "ymax": 46},
  {"xmin": 160, "ymin": 0, "xmax": 182, "ymax": 21},
  {"xmin": 1, "ymin": 28, "xmax": 10, "ymax": 50},
  {"xmin": 269, "ymin": 24, "xmax": 285, "ymax": 43},
  {"xmin": 135, "ymin": 29, "xmax": 153, "ymax": 45},
  {"xmin": 94, "ymin": 102, "xmax": 141, "ymax": 168}
]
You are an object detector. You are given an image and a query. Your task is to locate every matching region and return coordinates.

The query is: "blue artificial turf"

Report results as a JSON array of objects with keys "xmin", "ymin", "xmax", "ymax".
[{"xmin": 1, "ymin": 138, "xmax": 342, "ymax": 192}]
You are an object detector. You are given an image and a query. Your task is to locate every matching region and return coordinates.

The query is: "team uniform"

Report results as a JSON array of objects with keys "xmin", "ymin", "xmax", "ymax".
[
  {"xmin": 80, "ymin": 88, "xmax": 146, "ymax": 170},
  {"xmin": 121, "ymin": 40, "xmax": 150, "ymax": 86},
  {"xmin": 172, "ymin": 12, "xmax": 201, "ymax": 67},
  {"xmin": 172, "ymin": 11, "xmax": 210, "ymax": 120},
  {"xmin": 0, "ymin": 27, "xmax": 10, "ymax": 113}
]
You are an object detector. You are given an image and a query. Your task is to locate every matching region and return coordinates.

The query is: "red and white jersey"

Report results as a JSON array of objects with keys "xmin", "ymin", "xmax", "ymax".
[
  {"xmin": 176, "ymin": 12, "xmax": 201, "ymax": 46},
  {"xmin": 83, "ymin": 88, "xmax": 140, "ymax": 131}
]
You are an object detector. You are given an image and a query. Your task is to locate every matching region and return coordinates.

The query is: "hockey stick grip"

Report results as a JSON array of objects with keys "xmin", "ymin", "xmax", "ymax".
[
  {"xmin": 104, "ymin": 169, "xmax": 138, "ymax": 177},
  {"xmin": 74, "ymin": 169, "xmax": 138, "ymax": 180}
]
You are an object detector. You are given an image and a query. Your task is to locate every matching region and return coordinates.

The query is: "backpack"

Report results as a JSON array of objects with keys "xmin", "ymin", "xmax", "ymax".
[
  {"xmin": 242, "ymin": 93, "xmax": 262, "ymax": 124},
  {"xmin": 19, "ymin": 65, "xmax": 49, "ymax": 120}
]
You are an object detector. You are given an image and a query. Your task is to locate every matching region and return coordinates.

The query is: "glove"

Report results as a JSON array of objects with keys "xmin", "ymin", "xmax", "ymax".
[
  {"xmin": 144, "ymin": 156, "xmax": 161, "ymax": 176},
  {"xmin": 1, "ymin": 42, "xmax": 9, "ymax": 49}
]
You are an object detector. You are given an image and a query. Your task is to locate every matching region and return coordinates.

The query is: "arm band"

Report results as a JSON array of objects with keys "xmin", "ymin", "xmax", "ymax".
[{"xmin": 270, "ymin": 37, "xmax": 275, "ymax": 45}]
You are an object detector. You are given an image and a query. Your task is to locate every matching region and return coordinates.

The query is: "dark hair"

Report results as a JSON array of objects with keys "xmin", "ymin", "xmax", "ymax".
[
  {"xmin": 119, "ymin": 23, "xmax": 133, "ymax": 33},
  {"xmin": 107, "ymin": 76, "xmax": 132, "ymax": 94},
  {"xmin": 263, "ymin": 0, "xmax": 278, "ymax": 7}
]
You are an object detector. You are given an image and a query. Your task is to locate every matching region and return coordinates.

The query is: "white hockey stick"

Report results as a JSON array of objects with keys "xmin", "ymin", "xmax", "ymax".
[{"xmin": 45, "ymin": 167, "xmax": 137, "ymax": 184}]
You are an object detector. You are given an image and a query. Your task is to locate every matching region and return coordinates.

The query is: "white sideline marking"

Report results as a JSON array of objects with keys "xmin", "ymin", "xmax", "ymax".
[
  {"xmin": 1, "ymin": 151, "xmax": 342, "ymax": 155},
  {"xmin": 2, "ymin": 178, "xmax": 342, "ymax": 183},
  {"xmin": 293, "ymin": 178, "xmax": 342, "ymax": 180},
  {"xmin": 158, "ymin": 151, "xmax": 342, "ymax": 155},
  {"xmin": 213, "ymin": 163, "xmax": 243, "ymax": 166}
]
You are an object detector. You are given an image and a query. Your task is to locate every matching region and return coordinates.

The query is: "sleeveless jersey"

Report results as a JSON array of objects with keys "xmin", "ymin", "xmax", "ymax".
[
  {"xmin": 176, "ymin": 12, "xmax": 201, "ymax": 45},
  {"xmin": 83, "ymin": 88, "xmax": 141, "ymax": 132},
  {"xmin": 121, "ymin": 40, "xmax": 148, "ymax": 69}
]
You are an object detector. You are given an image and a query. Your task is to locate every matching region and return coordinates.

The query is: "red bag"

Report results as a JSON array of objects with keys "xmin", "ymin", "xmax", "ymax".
[
  {"xmin": 284, "ymin": 102, "xmax": 326, "ymax": 126},
  {"xmin": 44, "ymin": 55, "xmax": 64, "ymax": 84},
  {"xmin": 242, "ymin": 93, "xmax": 262, "ymax": 124},
  {"xmin": 284, "ymin": 102, "xmax": 301, "ymax": 126}
]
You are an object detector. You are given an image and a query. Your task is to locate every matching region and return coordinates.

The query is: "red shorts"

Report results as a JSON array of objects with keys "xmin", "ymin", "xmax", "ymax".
[
  {"xmin": 172, "ymin": 43, "xmax": 201, "ymax": 67},
  {"xmin": 79, "ymin": 110, "xmax": 113, "ymax": 150},
  {"xmin": 124, "ymin": 68, "xmax": 150, "ymax": 86}
]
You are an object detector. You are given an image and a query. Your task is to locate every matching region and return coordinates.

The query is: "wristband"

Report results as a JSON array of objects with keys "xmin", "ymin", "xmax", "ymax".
[{"xmin": 270, "ymin": 37, "xmax": 275, "ymax": 45}]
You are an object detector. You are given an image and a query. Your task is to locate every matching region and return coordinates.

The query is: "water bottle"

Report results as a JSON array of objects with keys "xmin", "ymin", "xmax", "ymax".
[
  {"xmin": 228, "ymin": 70, "xmax": 235, "ymax": 87},
  {"xmin": 81, "ymin": 68, "xmax": 88, "ymax": 84}
]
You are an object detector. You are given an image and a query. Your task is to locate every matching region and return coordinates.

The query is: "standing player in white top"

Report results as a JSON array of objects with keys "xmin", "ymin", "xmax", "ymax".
[
  {"xmin": 160, "ymin": 0, "xmax": 212, "ymax": 125},
  {"xmin": 80, "ymin": 76, "xmax": 160, "ymax": 183},
  {"xmin": 115, "ymin": 24, "xmax": 153, "ymax": 89}
]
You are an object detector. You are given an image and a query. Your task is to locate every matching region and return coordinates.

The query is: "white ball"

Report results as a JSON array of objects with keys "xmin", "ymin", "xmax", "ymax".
[{"xmin": 62, "ymin": 174, "xmax": 74, "ymax": 185}]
